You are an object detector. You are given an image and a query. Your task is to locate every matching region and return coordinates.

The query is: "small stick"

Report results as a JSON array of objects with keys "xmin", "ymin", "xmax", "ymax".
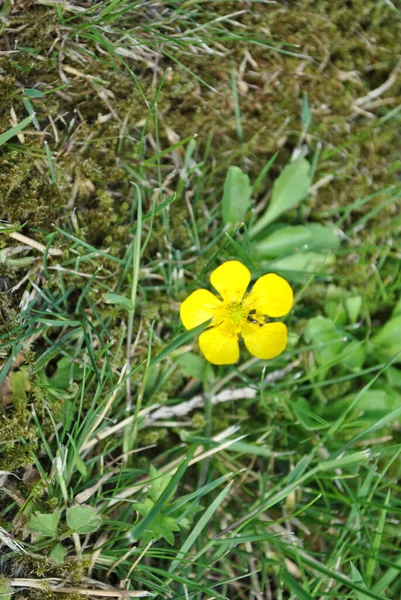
[
  {"xmin": 146, "ymin": 360, "xmax": 301, "ymax": 424},
  {"xmin": 10, "ymin": 232, "xmax": 62, "ymax": 256}
]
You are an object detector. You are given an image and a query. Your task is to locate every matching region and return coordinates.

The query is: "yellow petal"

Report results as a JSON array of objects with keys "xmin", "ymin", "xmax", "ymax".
[
  {"xmin": 210, "ymin": 260, "xmax": 251, "ymax": 303},
  {"xmin": 241, "ymin": 321, "xmax": 288, "ymax": 360},
  {"xmin": 246, "ymin": 273, "xmax": 293, "ymax": 317},
  {"xmin": 199, "ymin": 324, "xmax": 239, "ymax": 365},
  {"xmin": 180, "ymin": 289, "xmax": 221, "ymax": 330}
]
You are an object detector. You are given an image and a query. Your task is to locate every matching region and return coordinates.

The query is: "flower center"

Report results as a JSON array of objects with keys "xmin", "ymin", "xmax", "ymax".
[{"xmin": 226, "ymin": 302, "xmax": 246, "ymax": 324}]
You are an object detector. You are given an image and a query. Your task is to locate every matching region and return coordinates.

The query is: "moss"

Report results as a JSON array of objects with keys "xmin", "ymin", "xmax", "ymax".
[
  {"xmin": 0, "ymin": 2, "xmax": 400, "ymax": 594},
  {"xmin": 0, "ymin": 151, "xmax": 69, "ymax": 228},
  {"xmin": 0, "ymin": 407, "xmax": 37, "ymax": 471}
]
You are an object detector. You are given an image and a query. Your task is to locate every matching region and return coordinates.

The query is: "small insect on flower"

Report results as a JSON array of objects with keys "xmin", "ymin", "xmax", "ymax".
[{"xmin": 180, "ymin": 260, "xmax": 293, "ymax": 365}]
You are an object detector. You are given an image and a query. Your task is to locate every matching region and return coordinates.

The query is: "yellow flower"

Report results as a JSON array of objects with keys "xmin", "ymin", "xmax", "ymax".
[{"xmin": 180, "ymin": 260, "xmax": 293, "ymax": 365}]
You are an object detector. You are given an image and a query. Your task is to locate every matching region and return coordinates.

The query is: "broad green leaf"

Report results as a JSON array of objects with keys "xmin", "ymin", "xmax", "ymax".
[
  {"xmin": 371, "ymin": 315, "xmax": 401, "ymax": 362},
  {"xmin": 66, "ymin": 505, "xmax": 101, "ymax": 534},
  {"xmin": 264, "ymin": 251, "xmax": 335, "ymax": 283},
  {"xmin": 50, "ymin": 357, "xmax": 83, "ymax": 390},
  {"xmin": 250, "ymin": 157, "xmax": 311, "ymax": 235},
  {"xmin": 102, "ymin": 292, "xmax": 133, "ymax": 311},
  {"xmin": 304, "ymin": 316, "xmax": 346, "ymax": 367},
  {"xmin": 29, "ymin": 510, "xmax": 62, "ymax": 538},
  {"xmin": 341, "ymin": 340, "xmax": 366, "ymax": 372},
  {"xmin": 49, "ymin": 543, "xmax": 67, "ymax": 564},
  {"xmin": 0, "ymin": 114, "xmax": 34, "ymax": 146},
  {"xmin": 293, "ymin": 398, "xmax": 328, "ymax": 430},
  {"xmin": 254, "ymin": 223, "xmax": 339, "ymax": 258},
  {"xmin": 176, "ymin": 352, "xmax": 206, "ymax": 379},
  {"xmin": 222, "ymin": 166, "xmax": 253, "ymax": 228},
  {"xmin": 345, "ymin": 295, "xmax": 362, "ymax": 325},
  {"xmin": 324, "ymin": 388, "xmax": 401, "ymax": 421}
]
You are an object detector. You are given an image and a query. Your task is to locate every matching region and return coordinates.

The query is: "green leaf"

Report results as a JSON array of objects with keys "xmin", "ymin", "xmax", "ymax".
[
  {"xmin": 49, "ymin": 543, "xmax": 67, "ymax": 564},
  {"xmin": 222, "ymin": 166, "xmax": 253, "ymax": 229},
  {"xmin": 304, "ymin": 317, "xmax": 346, "ymax": 368},
  {"xmin": 324, "ymin": 284, "xmax": 348, "ymax": 326},
  {"xmin": 176, "ymin": 352, "xmax": 206, "ymax": 379},
  {"xmin": 281, "ymin": 569, "xmax": 314, "ymax": 600},
  {"xmin": 149, "ymin": 466, "xmax": 173, "ymax": 502},
  {"xmin": 264, "ymin": 251, "xmax": 335, "ymax": 283},
  {"xmin": 293, "ymin": 398, "xmax": 328, "ymax": 430},
  {"xmin": 371, "ymin": 315, "xmax": 401, "ymax": 362},
  {"xmin": 392, "ymin": 295, "xmax": 401, "ymax": 317},
  {"xmin": 102, "ymin": 292, "xmax": 133, "ymax": 311},
  {"xmin": 345, "ymin": 295, "xmax": 362, "ymax": 325},
  {"xmin": 50, "ymin": 357, "xmax": 83, "ymax": 390},
  {"xmin": 350, "ymin": 563, "xmax": 371, "ymax": 600},
  {"xmin": 301, "ymin": 91, "xmax": 312, "ymax": 130},
  {"xmin": 341, "ymin": 340, "xmax": 366, "ymax": 372},
  {"xmin": 132, "ymin": 450, "xmax": 193, "ymax": 543},
  {"xmin": 253, "ymin": 223, "xmax": 339, "ymax": 258},
  {"xmin": 135, "ymin": 498, "xmax": 180, "ymax": 545},
  {"xmin": 29, "ymin": 510, "xmax": 62, "ymax": 538},
  {"xmin": 23, "ymin": 88, "xmax": 45, "ymax": 98},
  {"xmin": 66, "ymin": 505, "xmax": 102, "ymax": 534},
  {"xmin": 324, "ymin": 388, "xmax": 401, "ymax": 421},
  {"xmin": 250, "ymin": 157, "xmax": 311, "ymax": 235},
  {"xmin": 0, "ymin": 114, "xmax": 34, "ymax": 146}
]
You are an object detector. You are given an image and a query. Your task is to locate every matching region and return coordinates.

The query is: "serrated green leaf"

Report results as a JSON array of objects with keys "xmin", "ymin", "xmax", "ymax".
[
  {"xmin": 66, "ymin": 505, "xmax": 101, "ymax": 534},
  {"xmin": 250, "ymin": 157, "xmax": 312, "ymax": 235},
  {"xmin": 135, "ymin": 498, "xmax": 180, "ymax": 545},
  {"xmin": 29, "ymin": 510, "xmax": 62, "ymax": 537},
  {"xmin": 102, "ymin": 293, "xmax": 133, "ymax": 311},
  {"xmin": 222, "ymin": 166, "xmax": 253, "ymax": 229}
]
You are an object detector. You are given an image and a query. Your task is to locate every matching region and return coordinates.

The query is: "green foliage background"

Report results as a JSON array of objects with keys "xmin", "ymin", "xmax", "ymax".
[{"xmin": 1, "ymin": 1, "xmax": 401, "ymax": 599}]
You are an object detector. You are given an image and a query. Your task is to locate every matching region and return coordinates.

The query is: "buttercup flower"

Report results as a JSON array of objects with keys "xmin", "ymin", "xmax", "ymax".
[{"xmin": 180, "ymin": 260, "xmax": 293, "ymax": 365}]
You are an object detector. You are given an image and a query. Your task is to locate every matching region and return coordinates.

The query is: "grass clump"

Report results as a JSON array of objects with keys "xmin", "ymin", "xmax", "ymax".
[{"xmin": 1, "ymin": 1, "xmax": 401, "ymax": 599}]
